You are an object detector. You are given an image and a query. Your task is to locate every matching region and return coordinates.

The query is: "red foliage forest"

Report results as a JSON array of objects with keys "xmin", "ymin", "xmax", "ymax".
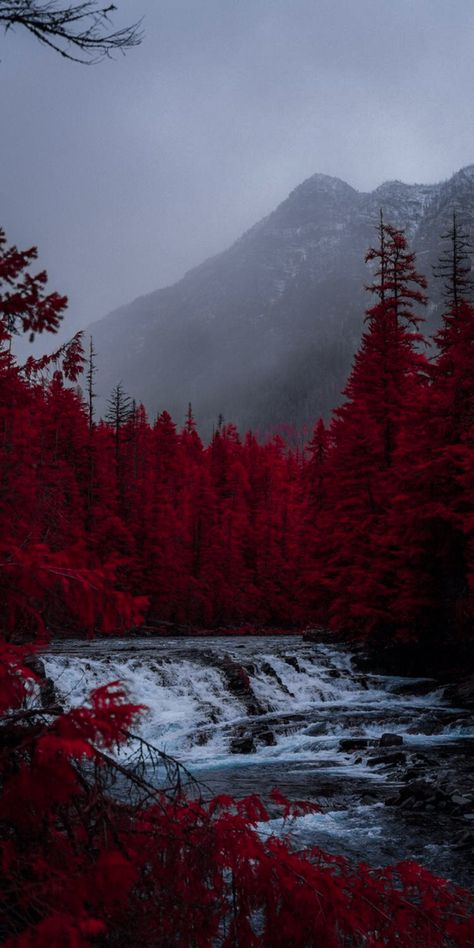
[{"xmin": 1, "ymin": 219, "xmax": 473, "ymax": 944}]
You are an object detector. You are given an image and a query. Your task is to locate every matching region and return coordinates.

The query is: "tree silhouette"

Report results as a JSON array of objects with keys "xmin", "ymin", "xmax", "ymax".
[
  {"xmin": 433, "ymin": 211, "xmax": 473, "ymax": 308},
  {"xmin": 0, "ymin": 1, "xmax": 142, "ymax": 63}
]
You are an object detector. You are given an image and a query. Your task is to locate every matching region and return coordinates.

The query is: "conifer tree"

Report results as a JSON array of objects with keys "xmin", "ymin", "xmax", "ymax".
[
  {"xmin": 390, "ymin": 215, "xmax": 474, "ymax": 642},
  {"xmin": 318, "ymin": 219, "xmax": 428, "ymax": 637},
  {"xmin": 86, "ymin": 335, "xmax": 97, "ymax": 430},
  {"xmin": 433, "ymin": 211, "xmax": 473, "ymax": 309},
  {"xmin": 105, "ymin": 381, "xmax": 132, "ymax": 489}
]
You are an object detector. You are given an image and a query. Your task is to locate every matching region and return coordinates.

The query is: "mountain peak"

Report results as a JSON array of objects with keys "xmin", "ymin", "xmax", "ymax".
[
  {"xmin": 293, "ymin": 172, "xmax": 357, "ymax": 196},
  {"xmin": 87, "ymin": 163, "xmax": 474, "ymax": 436},
  {"xmin": 454, "ymin": 163, "xmax": 474, "ymax": 180}
]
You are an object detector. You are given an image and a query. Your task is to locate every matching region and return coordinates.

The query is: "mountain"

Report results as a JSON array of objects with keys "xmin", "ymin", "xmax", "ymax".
[{"xmin": 87, "ymin": 165, "xmax": 474, "ymax": 437}]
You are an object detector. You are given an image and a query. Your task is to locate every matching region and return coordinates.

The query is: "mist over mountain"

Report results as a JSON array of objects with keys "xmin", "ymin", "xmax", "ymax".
[{"xmin": 87, "ymin": 165, "xmax": 474, "ymax": 437}]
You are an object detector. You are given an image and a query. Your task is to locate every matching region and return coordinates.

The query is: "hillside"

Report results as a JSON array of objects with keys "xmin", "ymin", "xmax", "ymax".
[{"xmin": 87, "ymin": 165, "xmax": 474, "ymax": 435}]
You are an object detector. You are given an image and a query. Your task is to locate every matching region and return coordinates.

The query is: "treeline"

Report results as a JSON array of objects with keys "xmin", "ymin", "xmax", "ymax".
[{"xmin": 1, "ymin": 218, "xmax": 473, "ymax": 651}]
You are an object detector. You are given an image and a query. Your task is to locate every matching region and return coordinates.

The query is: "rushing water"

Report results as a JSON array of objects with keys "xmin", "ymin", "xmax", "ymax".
[{"xmin": 43, "ymin": 636, "xmax": 474, "ymax": 889}]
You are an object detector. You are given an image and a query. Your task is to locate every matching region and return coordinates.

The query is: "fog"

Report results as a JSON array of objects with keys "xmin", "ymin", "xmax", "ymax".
[{"xmin": 1, "ymin": 0, "xmax": 474, "ymax": 351}]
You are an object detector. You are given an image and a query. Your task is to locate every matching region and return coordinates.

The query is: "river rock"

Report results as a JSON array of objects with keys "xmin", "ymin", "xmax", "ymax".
[
  {"xmin": 306, "ymin": 723, "xmax": 327, "ymax": 736},
  {"xmin": 282, "ymin": 655, "xmax": 301, "ymax": 673},
  {"xmin": 408, "ymin": 779, "xmax": 435, "ymax": 799},
  {"xmin": 367, "ymin": 751, "xmax": 406, "ymax": 767},
  {"xmin": 230, "ymin": 732, "xmax": 256, "ymax": 754},
  {"xmin": 379, "ymin": 733, "xmax": 404, "ymax": 747},
  {"xmin": 24, "ymin": 655, "xmax": 62, "ymax": 710},
  {"xmin": 257, "ymin": 729, "xmax": 276, "ymax": 746},
  {"xmin": 444, "ymin": 675, "xmax": 474, "ymax": 709},
  {"xmin": 452, "ymin": 794, "xmax": 471, "ymax": 807},
  {"xmin": 339, "ymin": 738, "xmax": 371, "ymax": 752},
  {"xmin": 24, "ymin": 655, "xmax": 46, "ymax": 679},
  {"xmin": 212, "ymin": 654, "xmax": 265, "ymax": 716},
  {"xmin": 261, "ymin": 661, "xmax": 293, "ymax": 695},
  {"xmin": 392, "ymin": 679, "xmax": 437, "ymax": 698}
]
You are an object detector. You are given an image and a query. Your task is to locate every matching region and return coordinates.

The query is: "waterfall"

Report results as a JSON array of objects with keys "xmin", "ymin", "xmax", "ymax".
[
  {"xmin": 43, "ymin": 636, "xmax": 470, "ymax": 768},
  {"xmin": 43, "ymin": 636, "xmax": 474, "ymax": 888}
]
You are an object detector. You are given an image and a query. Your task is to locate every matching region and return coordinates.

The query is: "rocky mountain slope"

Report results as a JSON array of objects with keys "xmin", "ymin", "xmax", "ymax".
[{"xmin": 87, "ymin": 165, "xmax": 474, "ymax": 437}]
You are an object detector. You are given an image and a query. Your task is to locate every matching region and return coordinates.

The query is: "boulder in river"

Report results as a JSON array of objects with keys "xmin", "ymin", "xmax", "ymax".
[
  {"xmin": 444, "ymin": 675, "xmax": 474, "ymax": 709},
  {"xmin": 380, "ymin": 733, "xmax": 404, "ymax": 747},
  {"xmin": 230, "ymin": 732, "xmax": 256, "ymax": 754},
  {"xmin": 257, "ymin": 729, "xmax": 276, "ymax": 746},
  {"xmin": 367, "ymin": 751, "xmax": 406, "ymax": 767},
  {"xmin": 282, "ymin": 654, "xmax": 301, "ymax": 673},
  {"xmin": 339, "ymin": 738, "xmax": 371, "ymax": 752}
]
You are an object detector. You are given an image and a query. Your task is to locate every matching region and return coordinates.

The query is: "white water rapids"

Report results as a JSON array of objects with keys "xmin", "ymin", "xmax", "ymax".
[{"xmin": 43, "ymin": 636, "xmax": 474, "ymax": 888}]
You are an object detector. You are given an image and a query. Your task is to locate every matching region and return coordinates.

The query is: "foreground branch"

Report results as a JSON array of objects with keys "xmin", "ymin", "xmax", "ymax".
[{"xmin": 0, "ymin": 1, "xmax": 142, "ymax": 62}]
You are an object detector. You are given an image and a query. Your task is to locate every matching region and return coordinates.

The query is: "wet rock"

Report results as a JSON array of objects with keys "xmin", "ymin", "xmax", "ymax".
[
  {"xmin": 24, "ymin": 655, "xmax": 46, "ymax": 679},
  {"xmin": 367, "ymin": 751, "xmax": 406, "ymax": 767},
  {"xmin": 305, "ymin": 723, "xmax": 326, "ymax": 736},
  {"xmin": 387, "ymin": 777, "xmax": 446, "ymax": 809},
  {"xmin": 261, "ymin": 661, "xmax": 293, "ymax": 695},
  {"xmin": 463, "ymin": 813, "xmax": 474, "ymax": 821},
  {"xmin": 221, "ymin": 656, "xmax": 250, "ymax": 693},
  {"xmin": 230, "ymin": 732, "xmax": 256, "ymax": 754},
  {"xmin": 282, "ymin": 655, "xmax": 301, "ymax": 673},
  {"xmin": 420, "ymin": 721, "xmax": 445, "ymax": 736},
  {"xmin": 40, "ymin": 677, "xmax": 59, "ymax": 709},
  {"xmin": 392, "ymin": 679, "xmax": 437, "ymax": 698},
  {"xmin": 454, "ymin": 831, "xmax": 474, "ymax": 848},
  {"xmin": 444, "ymin": 675, "xmax": 474, "ymax": 709},
  {"xmin": 195, "ymin": 731, "xmax": 210, "ymax": 746},
  {"xmin": 24, "ymin": 656, "xmax": 62, "ymax": 710},
  {"xmin": 214, "ymin": 655, "xmax": 265, "ymax": 715},
  {"xmin": 339, "ymin": 738, "xmax": 371, "ymax": 752},
  {"xmin": 408, "ymin": 779, "xmax": 435, "ymax": 799},
  {"xmin": 257, "ymin": 729, "xmax": 276, "ymax": 747},
  {"xmin": 384, "ymin": 796, "xmax": 401, "ymax": 807},
  {"xmin": 403, "ymin": 767, "xmax": 425, "ymax": 782},
  {"xmin": 380, "ymin": 733, "xmax": 404, "ymax": 747},
  {"xmin": 452, "ymin": 794, "xmax": 471, "ymax": 807}
]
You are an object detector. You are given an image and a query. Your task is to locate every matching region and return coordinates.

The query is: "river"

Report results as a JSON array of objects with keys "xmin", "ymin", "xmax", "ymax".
[{"xmin": 43, "ymin": 635, "xmax": 474, "ymax": 890}]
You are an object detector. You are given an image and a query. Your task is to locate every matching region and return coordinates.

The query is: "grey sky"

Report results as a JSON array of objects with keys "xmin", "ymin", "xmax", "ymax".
[{"xmin": 2, "ymin": 0, "xmax": 474, "ymax": 346}]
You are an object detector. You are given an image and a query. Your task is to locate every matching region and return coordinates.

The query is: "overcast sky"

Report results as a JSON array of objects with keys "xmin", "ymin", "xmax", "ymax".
[{"xmin": 2, "ymin": 0, "xmax": 474, "ymax": 344}]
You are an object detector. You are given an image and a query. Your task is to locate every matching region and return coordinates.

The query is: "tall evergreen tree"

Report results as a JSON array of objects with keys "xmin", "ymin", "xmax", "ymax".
[
  {"xmin": 317, "ymin": 220, "xmax": 428, "ymax": 637},
  {"xmin": 389, "ymin": 215, "xmax": 474, "ymax": 643},
  {"xmin": 86, "ymin": 335, "xmax": 97, "ymax": 430}
]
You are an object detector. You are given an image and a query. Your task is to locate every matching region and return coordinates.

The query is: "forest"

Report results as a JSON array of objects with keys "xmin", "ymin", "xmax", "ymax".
[{"xmin": 1, "ymin": 217, "xmax": 474, "ymax": 944}]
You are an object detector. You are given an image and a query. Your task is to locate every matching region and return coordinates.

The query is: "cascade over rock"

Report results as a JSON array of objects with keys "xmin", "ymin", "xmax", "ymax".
[{"xmin": 43, "ymin": 635, "xmax": 474, "ymax": 889}]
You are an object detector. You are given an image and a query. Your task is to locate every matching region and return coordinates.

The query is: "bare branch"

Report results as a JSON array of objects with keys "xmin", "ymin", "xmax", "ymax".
[{"xmin": 0, "ymin": 1, "xmax": 143, "ymax": 63}]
